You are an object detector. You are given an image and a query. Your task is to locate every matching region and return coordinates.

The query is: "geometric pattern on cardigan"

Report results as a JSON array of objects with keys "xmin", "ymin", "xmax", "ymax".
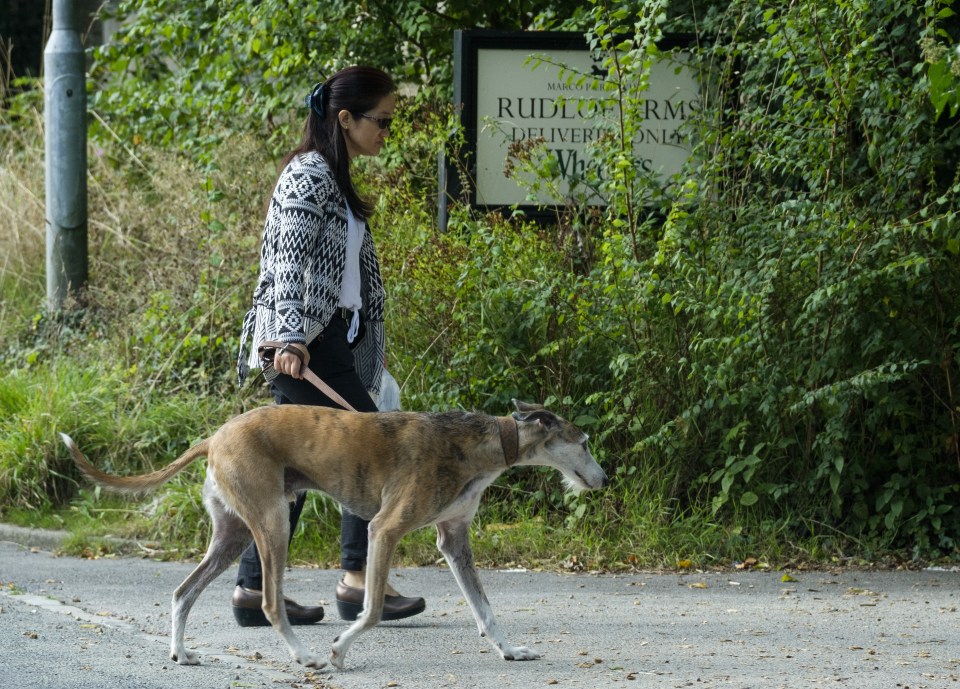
[{"xmin": 237, "ymin": 151, "xmax": 386, "ymax": 395}]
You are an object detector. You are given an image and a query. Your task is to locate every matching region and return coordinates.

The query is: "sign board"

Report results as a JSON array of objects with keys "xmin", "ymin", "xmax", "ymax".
[{"xmin": 443, "ymin": 30, "xmax": 700, "ymax": 220}]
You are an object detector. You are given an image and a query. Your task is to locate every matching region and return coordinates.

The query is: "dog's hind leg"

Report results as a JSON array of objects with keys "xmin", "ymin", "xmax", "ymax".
[
  {"xmin": 328, "ymin": 517, "xmax": 403, "ymax": 669},
  {"xmin": 170, "ymin": 492, "xmax": 251, "ymax": 665},
  {"xmin": 436, "ymin": 518, "xmax": 540, "ymax": 661},
  {"xmin": 251, "ymin": 501, "xmax": 326, "ymax": 669}
]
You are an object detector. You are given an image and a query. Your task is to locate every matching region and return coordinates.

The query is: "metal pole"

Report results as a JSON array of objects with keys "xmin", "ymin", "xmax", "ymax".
[{"xmin": 44, "ymin": 0, "xmax": 88, "ymax": 311}]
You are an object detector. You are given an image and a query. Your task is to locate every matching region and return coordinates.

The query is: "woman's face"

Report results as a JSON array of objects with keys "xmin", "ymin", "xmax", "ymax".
[{"xmin": 340, "ymin": 92, "xmax": 396, "ymax": 160}]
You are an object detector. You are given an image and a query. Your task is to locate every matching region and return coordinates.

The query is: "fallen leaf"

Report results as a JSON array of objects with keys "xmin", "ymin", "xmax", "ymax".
[
  {"xmin": 689, "ymin": 581, "xmax": 709, "ymax": 589},
  {"xmin": 781, "ymin": 573, "xmax": 797, "ymax": 583},
  {"xmin": 846, "ymin": 587, "xmax": 879, "ymax": 597},
  {"xmin": 676, "ymin": 559, "xmax": 693, "ymax": 569}
]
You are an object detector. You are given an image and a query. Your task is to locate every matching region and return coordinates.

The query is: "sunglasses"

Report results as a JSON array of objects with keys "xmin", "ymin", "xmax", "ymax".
[{"xmin": 357, "ymin": 113, "xmax": 393, "ymax": 131}]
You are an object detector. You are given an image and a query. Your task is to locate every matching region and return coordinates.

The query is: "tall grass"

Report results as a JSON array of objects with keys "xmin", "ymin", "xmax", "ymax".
[{"xmin": 0, "ymin": 95, "xmax": 253, "ymax": 520}]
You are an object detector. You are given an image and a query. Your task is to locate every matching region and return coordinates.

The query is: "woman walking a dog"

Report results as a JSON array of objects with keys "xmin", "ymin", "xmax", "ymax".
[{"xmin": 234, "ymin": 66, "xmax": 425, "ymax": 626}]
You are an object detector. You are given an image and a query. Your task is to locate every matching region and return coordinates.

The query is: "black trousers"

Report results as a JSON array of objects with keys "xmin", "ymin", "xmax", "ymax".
[{"xmin": 235, "ymin": 314, "xmax": 378, "ymax": 590}]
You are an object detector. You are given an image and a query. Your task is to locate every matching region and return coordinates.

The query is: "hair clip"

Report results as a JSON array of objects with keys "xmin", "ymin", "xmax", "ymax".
[{"xmin": 306, "ymin": 82, "xmax": 326, "ymax": 118}]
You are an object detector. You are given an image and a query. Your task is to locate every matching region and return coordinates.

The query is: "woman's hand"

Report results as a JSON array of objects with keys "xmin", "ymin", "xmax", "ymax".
[{"xmin": 275, "ymin": 343, "xmax": 310, "ymax": 379}]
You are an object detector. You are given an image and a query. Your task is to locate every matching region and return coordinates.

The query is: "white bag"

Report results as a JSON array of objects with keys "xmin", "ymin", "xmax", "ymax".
[{"xmin": 375, "ymin": 369, "xmax": 401, "ymax": 411}]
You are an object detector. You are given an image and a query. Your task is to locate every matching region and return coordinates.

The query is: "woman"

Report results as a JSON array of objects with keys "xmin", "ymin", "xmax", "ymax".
[{"xmin": 234, "ymin": 66, "xmax": 425, "ymax": 626}]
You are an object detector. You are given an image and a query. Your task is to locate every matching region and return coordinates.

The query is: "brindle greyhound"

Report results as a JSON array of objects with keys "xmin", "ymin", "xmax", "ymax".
[{"xmin": 60, "ymin": 400, "xmax": 608, "ymax": 669}]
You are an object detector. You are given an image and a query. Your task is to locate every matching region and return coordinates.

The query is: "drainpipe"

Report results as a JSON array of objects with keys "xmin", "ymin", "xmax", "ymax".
[{"xmin": 44, "ymin": 0, "xmax": 88, "ymax": 311}]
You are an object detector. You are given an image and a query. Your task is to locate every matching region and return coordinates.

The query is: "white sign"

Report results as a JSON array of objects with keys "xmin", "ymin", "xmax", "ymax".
[{"xmin": 471, "ymin": 44, "xmax": 700, "ymax": 207}]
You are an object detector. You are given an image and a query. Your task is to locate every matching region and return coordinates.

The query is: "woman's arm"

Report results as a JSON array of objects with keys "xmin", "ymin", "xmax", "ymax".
[{"xmin": 271, "ymin": 162, "xmax": 338, "ymax": 375}]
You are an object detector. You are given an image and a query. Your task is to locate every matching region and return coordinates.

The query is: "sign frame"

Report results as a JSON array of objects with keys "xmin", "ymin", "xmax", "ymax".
[{"xmin": 441, "ymin": 29, "xmax": 699, "ymax": 225}]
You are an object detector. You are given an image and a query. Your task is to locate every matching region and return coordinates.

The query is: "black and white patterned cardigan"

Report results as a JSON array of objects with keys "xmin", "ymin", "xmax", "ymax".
[{"xmin": 237, "ymin": 151, "xmax": 386, "ymax": 395}]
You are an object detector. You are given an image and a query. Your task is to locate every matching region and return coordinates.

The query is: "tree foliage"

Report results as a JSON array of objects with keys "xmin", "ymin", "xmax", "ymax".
[{"xmin": 90, "ymin": 0, "xmax": 586, "ymax": 156}]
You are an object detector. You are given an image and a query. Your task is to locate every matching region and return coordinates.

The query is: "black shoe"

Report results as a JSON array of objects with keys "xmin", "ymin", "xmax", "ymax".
[
  {"xmin": 335, "ymin": 579, "xmax": 426, "ymax": 622},
  {"xmin": 231, "ymin": 585, "xmax": 324, "ymax": 627}
]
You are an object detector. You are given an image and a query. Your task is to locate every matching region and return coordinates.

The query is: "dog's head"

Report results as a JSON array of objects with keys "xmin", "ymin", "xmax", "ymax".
[{"xmin": 511, "ymin": 400, "xmax": 608, "ymax": 492}]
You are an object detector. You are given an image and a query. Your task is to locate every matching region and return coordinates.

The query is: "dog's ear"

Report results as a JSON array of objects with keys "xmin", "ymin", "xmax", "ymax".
[
  {"xmin": 512, "ymin": 400, "xmax": 559, "ymax": 428},
  {"xmin": 512, "ymin": 409, "xmax": 559, "ymax": 428},
  {"xmin": 512, "ymin": 399, "xmax": 544, "ymax": 414}
]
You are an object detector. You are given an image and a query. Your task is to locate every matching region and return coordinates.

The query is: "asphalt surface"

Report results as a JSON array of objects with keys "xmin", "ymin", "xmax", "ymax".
[{"xmin": 1, "ymin": 526, "xmax": 959, "ymax": 689}]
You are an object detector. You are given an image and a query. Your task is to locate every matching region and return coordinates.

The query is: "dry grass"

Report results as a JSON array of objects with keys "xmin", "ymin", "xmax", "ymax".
[{"xmin": 0, "ymin": 104, "xmax": 45, "ymax": 303}]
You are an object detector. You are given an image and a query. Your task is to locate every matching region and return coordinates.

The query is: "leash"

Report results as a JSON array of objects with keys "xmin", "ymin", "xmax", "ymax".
[
  {"xmin": 496, "ymin": 417, "xmax": 520, "ymax": 466},
  {"xmin": 257, "ymin": 341, "xmax": 358, "ymax": 412},
  {"xmin": 260, "ymin": 342, "xmax": 521, "ymax": 460}
]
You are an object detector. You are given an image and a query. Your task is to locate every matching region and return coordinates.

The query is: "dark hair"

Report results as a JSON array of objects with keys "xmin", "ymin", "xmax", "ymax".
[{"xmin": 281, "ymin": 66, "xmax": 395, "ymax": 219}]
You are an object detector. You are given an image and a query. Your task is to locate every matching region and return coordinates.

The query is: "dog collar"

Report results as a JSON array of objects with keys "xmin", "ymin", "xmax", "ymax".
[{"xmin": 496, "ymin": 417, "xmax": 520, "ymax": 466}]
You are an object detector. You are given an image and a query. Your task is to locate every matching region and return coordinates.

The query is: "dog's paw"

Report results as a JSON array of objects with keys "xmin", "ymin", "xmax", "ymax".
[
  {"xmin": 501, "ymin": 645, "xmax": 540, "ymax": 661},
  {"xmin": 171, "ymin": 648, "xmax": 200, "ymax": 665},
  {"xmin": 328, "ymin": 648, "xmax": 345, "ymax": 669},
  {"xmin": 294, "ymin": 652, "xmax": 327, "ymax": 669}
]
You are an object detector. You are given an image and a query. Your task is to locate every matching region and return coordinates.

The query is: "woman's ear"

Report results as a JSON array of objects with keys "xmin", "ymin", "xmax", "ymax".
[{"xmin": 337, "ymin": 109, "xmax": 352, "ymax": 129}]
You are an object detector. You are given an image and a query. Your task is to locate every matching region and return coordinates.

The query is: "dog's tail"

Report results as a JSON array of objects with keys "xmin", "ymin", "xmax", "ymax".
[{"xmin": 59, "ymin": 433, "xmax": 211, "ymax": 494}]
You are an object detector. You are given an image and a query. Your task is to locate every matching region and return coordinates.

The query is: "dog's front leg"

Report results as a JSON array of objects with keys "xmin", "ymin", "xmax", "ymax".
[{"xmin": 436, "ymin": 519, "xmax": 540, "ymax": 661}]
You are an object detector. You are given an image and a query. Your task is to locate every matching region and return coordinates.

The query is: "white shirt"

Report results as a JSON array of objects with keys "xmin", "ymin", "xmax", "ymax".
[{"xmin": 339, "ymin": 203, "xmax": 364, "ymax": 342}]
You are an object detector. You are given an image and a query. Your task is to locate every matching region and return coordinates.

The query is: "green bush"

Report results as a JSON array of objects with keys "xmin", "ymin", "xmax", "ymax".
[{"xmin": 567, "ymin": 0, "xmax": 960, "ymax": 556}]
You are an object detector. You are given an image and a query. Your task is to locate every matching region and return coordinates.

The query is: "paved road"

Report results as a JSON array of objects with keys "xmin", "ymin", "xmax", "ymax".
[{"xmin": 1, "ymin": 532, "xmax": 958, "ymax": 689}]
